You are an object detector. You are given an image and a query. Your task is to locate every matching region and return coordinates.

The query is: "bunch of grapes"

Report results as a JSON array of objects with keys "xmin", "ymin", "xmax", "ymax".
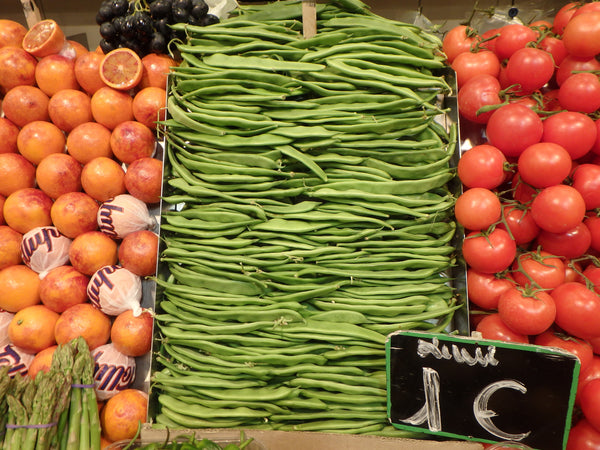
[{"xmin": 96, "ymin": 0, "xmax": 219, "ymax": 58}]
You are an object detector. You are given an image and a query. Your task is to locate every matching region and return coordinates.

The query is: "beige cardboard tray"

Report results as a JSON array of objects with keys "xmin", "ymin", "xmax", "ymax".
[{"xmin": 140, "ymin": 426, "xmax": 485, "ymax": 450}]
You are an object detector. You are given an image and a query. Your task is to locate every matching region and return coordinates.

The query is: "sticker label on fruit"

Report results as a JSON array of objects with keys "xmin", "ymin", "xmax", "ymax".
[{"xmin": 386, "ymin": 331, "xmax": 580, "ymax": 450}]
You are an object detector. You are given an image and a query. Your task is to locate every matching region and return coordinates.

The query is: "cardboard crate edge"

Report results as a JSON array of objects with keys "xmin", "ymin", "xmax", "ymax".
[{"xmin": 140, "ymin": 425, "xmax": 485, "ymax": 449}]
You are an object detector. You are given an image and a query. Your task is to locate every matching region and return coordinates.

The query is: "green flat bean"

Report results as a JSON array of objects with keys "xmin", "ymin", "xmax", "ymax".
[
  {"xmin": 311, "ymin": 300, "xmax": 427, "ymax": 317},
  {"xmin": 167, "ymin": 97, "xmax": 226, "ymax": 135},
  {"xmin": 158, "ymin": 387, "xmax": 289, "ymax": 415},
  {"xmin": 158, "ymin": 406, "xmax": 251, "ymax": 429},
  {"xmin": 159, "ymin": 300, "xmax": 305, "ymax": 322},
  {"xmin": 172, "ymin": 22, "xmax": 300, "ymax": 41},
  {"xmin": 341, "ymin": 36, "xmax": 438, "ymax": 60},
  {"xmin": 271, "ymin": 409, "xmax": 386, "ymax": 421},
  {"xmin": 203, "ymin": 53, "xmax": 325, "ymax": 72},
  {"xmin": 172, "ymin": 129, "xmax": 293, "ymax": 147},
  {"xmin": 330, "ymin": 53, "xmax": 445, "ymax": 71},
  {"xmin": 230, "ymin": 1, "xmax": 328, "ymax": 22},
  {"xmin": 321, "ymin": 345, "xmax": 386, "ymax": 360},
  {"xmin": 309, "ymin": 310, "xmax": 369, "ymax": 324},
  {"xmin": 152, "ymin": 370, "xmax": 265, "ymax": 389},
  {"xmin": 278, "ymin": 145, "xmax": 327, "ymax": 181},
  {"xmin": 288, "ymin": 377, "xmax": 386, "ymax": 396},
  {"xmin": 276, "ymin": 419, "xmax": 384, "ymax": 432},
  {"xmin": 300, "ymin": 371, "xmax": 386, "ymax": 389},
  {"xmin": 168, "ymin": 264, "xmax": 267, "ymax": 295},
  {"xmin": 165, "ymin": 208, "xmax": 250, "ymax": 223}
]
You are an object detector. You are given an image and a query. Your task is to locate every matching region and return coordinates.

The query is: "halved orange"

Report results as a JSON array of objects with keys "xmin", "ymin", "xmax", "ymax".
[
  {"xmin": 100, "ymin": 48, "xmax": 143, "ymax": 91},
  {"xmin": 22, "ymin": 19, "xmax": 66, "ymax": 58}
]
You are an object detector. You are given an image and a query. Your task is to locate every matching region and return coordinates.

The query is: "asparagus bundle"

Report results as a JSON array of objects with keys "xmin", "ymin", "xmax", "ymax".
[{"xmin": 0, "ymin": 337, "xmax": 101, "ymax": 450}]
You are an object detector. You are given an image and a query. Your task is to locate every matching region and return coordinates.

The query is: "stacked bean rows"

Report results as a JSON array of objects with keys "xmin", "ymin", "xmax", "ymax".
[{"xmin": 151, "ymin": 0, "xmax": 460, "ymax": 436}]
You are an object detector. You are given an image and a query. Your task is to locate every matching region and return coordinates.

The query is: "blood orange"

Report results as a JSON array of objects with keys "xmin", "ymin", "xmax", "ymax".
[
  {"xmin": 74, "ymin": 51, "xmax": 106, "ymax": 95},
  {"xmin": 22, "ymin": 19, "xmax": 66, "ymax": 58},
  {"xmin": 140, "ymin": 53, "xmax": 175, "ymax": 89},
  {"xmin": 100, "ymin": 48, "xmax": 143, "ymax": 91},
  {"xmin": 54, "ymin": 302, "xmax": 111, "ymax": 350},
  {"xmin": 8, "ymin": 304, "xmax": 59, "ymax": 354},
  {"xmin": 0, "ymin": 19, "xmax": 27, "ymax": 49},
  {"xmin": 0, "ymin": 118, "xmax": 20, "ymax": 154},
  {"xmin": 111, "ymin": 309, "xmax": 153, "ymax": 357},
  {"xmin": 100, "ymin": 389, "xmax": 148, "ymax": 442},
  {"xmin": 0, "ymin": 46, "xmax": 37, "ymax": 93},
  {"xmin": 1, "ymin": 85, "xmax": 50, "ymax": 127}
]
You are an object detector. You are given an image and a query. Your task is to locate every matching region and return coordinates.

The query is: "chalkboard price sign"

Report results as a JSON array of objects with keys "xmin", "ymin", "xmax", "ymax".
[{"xmin": 386, "ymin": 331, "xmax": 580, "ymax": 449}]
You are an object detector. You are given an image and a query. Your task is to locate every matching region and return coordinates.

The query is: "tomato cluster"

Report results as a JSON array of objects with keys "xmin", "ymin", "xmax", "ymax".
[{"xmin": 446, "ymin": 2, "xmax": 600, "ymax": 447}]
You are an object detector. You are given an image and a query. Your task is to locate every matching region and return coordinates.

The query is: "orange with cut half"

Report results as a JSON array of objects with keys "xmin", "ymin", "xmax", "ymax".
[
  {"xmin": 22, "ymin": 19, "xmax": 66, "ymax": 58},
  {"xmin": 100, "ymin": 48, "xmax": 143, "ymax": 91}
]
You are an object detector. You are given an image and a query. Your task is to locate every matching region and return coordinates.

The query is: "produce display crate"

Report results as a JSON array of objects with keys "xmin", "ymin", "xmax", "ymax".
[{"xmin": 143, "ymin": 3, "xmax": 470, "ymax": 443}]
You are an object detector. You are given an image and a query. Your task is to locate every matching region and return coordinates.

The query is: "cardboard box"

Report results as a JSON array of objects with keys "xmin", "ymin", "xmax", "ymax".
[{"xmin": 140, "ymin": 426, "xmax": 485, "ymax": 450}]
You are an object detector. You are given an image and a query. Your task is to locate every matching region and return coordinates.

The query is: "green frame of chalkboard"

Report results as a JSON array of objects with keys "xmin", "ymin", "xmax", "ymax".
[{"xmin": 385, "ymin": 330, "xmax": 580, "ymax": 449}]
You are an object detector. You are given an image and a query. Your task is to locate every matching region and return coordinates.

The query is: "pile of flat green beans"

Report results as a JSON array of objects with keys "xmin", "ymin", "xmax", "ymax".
[{"xmin": 151, "ymin": 0, "xmax": 461, "ymax": 437}]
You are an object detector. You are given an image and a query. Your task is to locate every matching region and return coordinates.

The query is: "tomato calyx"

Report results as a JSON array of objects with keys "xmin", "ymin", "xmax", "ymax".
[
  {"xmin": 510, "ymin": 246, "xmax": 561, "ymax": 290},
  {"xmin": 475, "ymin": 88, "xmax": 552, "ymax": 119},
  {"xmin": 512, "ymin": 281, "xmax": 550, "ymax": 301}
]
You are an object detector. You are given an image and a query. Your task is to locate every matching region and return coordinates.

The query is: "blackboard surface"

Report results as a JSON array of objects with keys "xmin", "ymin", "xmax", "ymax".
[{"xmin": 386, "ymin": 331, "xmax": 580, "ymax": 450}]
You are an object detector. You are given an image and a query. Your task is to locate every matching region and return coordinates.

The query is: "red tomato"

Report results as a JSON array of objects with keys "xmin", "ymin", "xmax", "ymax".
[
  {"xmin": 451, "ymin": 50, "xmax": 501, "ymax": 88},
  {"xmin": 558, "ymin": 72, "xmax": 600, "ymax": 114},
  {"xmin": 583, "ymin": 265, "xmax": 600, "ymax": 295},
  {"xmin": 538, "ymin": 35, "xmax": 568, "ymax": 66},
  {"xmin": 530, "ymin": 19, "xmax": 552, "ymax": 32},
  {"xmin": 579, "ymin": 379, "xmax": 600, "ymax": 432},
  {"xmin": 531, "ymin": 184, "xmax": 586, "ymax": 234},
  {"xmin": 584, "ymin": 213, "xmax": 600, "ymax": 253},
  {"xmin": 475, "ymin": 313, "xmax": 529, "ymax": 343},
  {"xmin": 537, "ymin": 222, "xmax": 592, "ymax": 259},
  {"xmin": 499, "ymin": 204, "xmax": 540, "ymax": 245},
  {"xmin": 486, "ymin": 103, "xmax": 544, "ymax": 158},
  {"xmin": 494, "ymin": 24, "xmax": 538, "ymax": 61},
  {"xmin": 565, "ymin": 260, "xmax": 584, "ymax": 284},
  {"xmin": 517, "ymin": 142, "xmax": 572, "ymax": 188},
  {"xmin": 457, "ymin": 144, "xmax": 508, "ymax": 189},
  {"xmin": 479, "ymin": 28, "xmax": 500, "ymax": 53},
  {"xmin": 590, "ymin": 341, "xmax": 600, "ymax": 356},
  {"xmin": 511, "ymin": 250, "xmax": 565, "ymax": 290},
  {"xmin": 535, "ymin": 331, "xmax": 594, "ymax": 375},
  {"xmin": 555, "ymin": 55, "xmax": 600, "ymax": 86},
  {"xmin": 497, "ymin": 64, "xmax": 512, "ymax": 90},
  {"xmin": 454, "ymin": 187, "xmax": 502, "ymax": 231},
  {"xmin": 511, "ymin": 173, "xmax": 538, "ymax": 204},
  {"xmin": 442, "ymin": 25, "xmax": 479, "ymax": 64},
  {"xmin": 572, "ymin": 2, "xmax": 600, "ymax": 17},
  {"xmin": 572, "ymin": 164, "xmax": 600, "ymax": 210},
  {"xmin": 462, "ymin": 228, "xmax": 517, "ymax": 274},
  {"xmin": 552, "ymin": 2, "xmax": 579, "ymax": 36},
  {"xmin": 567, "ymin": 418, "xmax": 600, "ymax": 450},
  {"xmin": 542, "ymin": 111, "xmax": 597, "ymax": 161},
  {"xmin": 552, "ymin": 282, "xmax": 600, "ymax": 340},
  {"xmin": 508, "ymin": 95, "xmax": 539, "ymax": 110},
  {"xmin": 593, "ymin": 120, "xmax": 600, "ymax": 156},
  {"xmin": 467, "ymin": 268, "xmax": 515, "ymax": 310},
  {"xmin": 457, "ymin": 74, "xmax": 502, "ymax": 124},
  {"xmin": 578, "ymin": 357, "xmax": 600, "ymax": 406},
  {"xmin": 497, "ymin": 287, "xmax": 556, "ymax": 335},
  {"xmin": 562, "ymin": 11, "xmax": 600, "ymax": 59},
  {"xmin": 505, "ymin": 47, "xmax": 555, "ymax": 94}
]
